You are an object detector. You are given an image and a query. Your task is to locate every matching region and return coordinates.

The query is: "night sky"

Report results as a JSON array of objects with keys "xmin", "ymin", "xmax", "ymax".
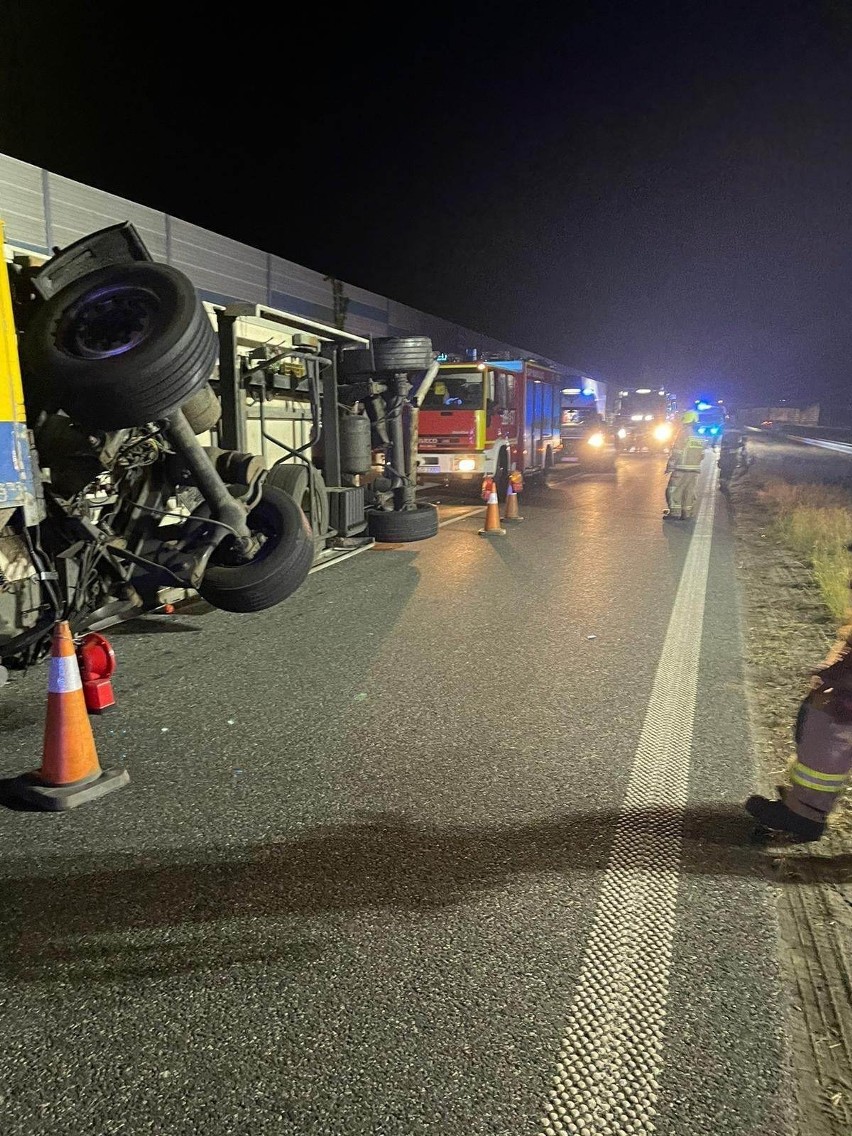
[{"xmin": 2, "ymin": 3, "xmax": 851, "ymax": 420}]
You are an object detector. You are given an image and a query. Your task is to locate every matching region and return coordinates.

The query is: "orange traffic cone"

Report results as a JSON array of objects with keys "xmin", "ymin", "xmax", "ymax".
[
  {"xmin": 502, "ymin": 482, "xmax": 524, "ymax": 523},
  {"xmin": 479, "ymin": 488, "xmax": 506, "ymax": 537},
  {"xmin": 10, "ymin": 621, "xmax": 129, "ymax": 810}
]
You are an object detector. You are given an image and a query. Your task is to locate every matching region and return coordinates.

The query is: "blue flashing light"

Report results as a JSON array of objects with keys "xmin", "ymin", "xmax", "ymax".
[
  {"xmin": 695, "ymin": 400, "xmax": 713, "ymax": 411},
  {"xmin": 582, "ymin": 386, "xmax": 595, "ymax": 397}
]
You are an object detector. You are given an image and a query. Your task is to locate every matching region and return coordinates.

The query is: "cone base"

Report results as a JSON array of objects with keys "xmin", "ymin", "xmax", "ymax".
[
  {"xmin": 502, "ymin": 515, "xmax": 524, "ymax": 523},
  {"xmin": 9, "ymin": 767, "xmax": 130, "ymax": 811},
  {"xmin": 478, "ymin": 527, "xmax": 507, "ymax": 537}
]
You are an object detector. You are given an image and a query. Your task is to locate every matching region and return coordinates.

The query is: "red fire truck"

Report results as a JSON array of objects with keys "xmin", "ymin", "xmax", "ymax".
[{"xmin": 416, "ymin": 354, "xmax": 566, "ymax": 497}]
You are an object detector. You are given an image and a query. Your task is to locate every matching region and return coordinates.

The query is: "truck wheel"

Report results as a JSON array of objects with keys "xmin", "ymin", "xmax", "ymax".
[
  {"xmin": 367, "ymin": 502, "xmax": 438, "ymax": 542},
  {"xmin": 372, "ymin": 337, "xmax": 434, "ymax": 372},
  {"xmin": 21, "ymin": 262, "xmax": 217, "ymax": 430},
  {"xmin": 198, "ymin": 484, "xmax": 314, "ymax": 613},
  {"xmin": 265, "ymin": 462, "xmax": 330, "ymax": 540}
]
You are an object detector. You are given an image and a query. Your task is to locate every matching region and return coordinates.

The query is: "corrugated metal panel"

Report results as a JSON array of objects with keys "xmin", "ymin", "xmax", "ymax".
[
  {"xmin": 0, "ymin": 155, "xmax": 47, "ymax": 250},
  {"xmin": 345, "ymin": 311, "xmax": 391, "ymax": 338},
  {"xmin": 170, "ymin": 219, "xmax": 267, "ymax": 302},
  {"xmin": 270, "ymin": 256, "xmax": 334, "ymax": 310},
  {"xmin": 341, "ymin": 281, "xmax": 390, "ymax": 316},
  {"xmin": 48, "ymin": 174, "xmax": 168, "ymax": 259},
  {"xmin": 263, "ymin": 290, "xmax": 335, "ymax": 327}
]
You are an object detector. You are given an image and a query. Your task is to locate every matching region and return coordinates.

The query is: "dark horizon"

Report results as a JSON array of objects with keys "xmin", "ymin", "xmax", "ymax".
[{"xmin": 2, "ymin": 3, "xmax": 851, "ymax": 422}]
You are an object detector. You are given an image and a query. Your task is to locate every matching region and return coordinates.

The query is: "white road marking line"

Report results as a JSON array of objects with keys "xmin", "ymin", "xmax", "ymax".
[
  {"xmin": 309, "ymin": 545, "xmax": 373, "ymax": 573},
  {"xmin": 438, "ymin": 508, "xmax": 482, "ymax": 527},
  {"xmin": 538, "ymin": 467, "xmax": 717, "ymax": 1135}
]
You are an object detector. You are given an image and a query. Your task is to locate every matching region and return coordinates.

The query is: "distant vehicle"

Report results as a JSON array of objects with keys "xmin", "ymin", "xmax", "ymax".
[
  {"xmin": 612, "ymin": 387, "xmax": 677, "ymax": 453},
  {"xmin": 694, "ymin": 400, "xmax": 726, "ymax": 443},
  {"xmin": 559, "ymin": 386, "xmax": 615, "ymax": 470}
]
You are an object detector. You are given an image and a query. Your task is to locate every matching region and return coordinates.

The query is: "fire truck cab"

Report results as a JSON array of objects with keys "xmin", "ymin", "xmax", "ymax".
[
  {"xmin": 416, "ymin": 354, "xmax": 563, "ymax": 498},
  {"xmin": 559, "ymin": 384, "xmax": 614, "ymax": 469},
  {"xmin": 612, "ymin": 387, "xmax": 677, "ymax": 453}
]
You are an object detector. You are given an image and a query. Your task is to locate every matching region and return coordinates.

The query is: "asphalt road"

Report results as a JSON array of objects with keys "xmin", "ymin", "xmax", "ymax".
[{"xmin": 0, "ymin": 454, "xmax": 795, "ymax": 1136}]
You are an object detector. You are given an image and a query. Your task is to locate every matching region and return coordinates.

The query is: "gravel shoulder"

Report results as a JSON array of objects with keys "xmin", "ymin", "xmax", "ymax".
[{"xmin": 726, "ymin": 476, "xmax": 852, "ymax": 1136}]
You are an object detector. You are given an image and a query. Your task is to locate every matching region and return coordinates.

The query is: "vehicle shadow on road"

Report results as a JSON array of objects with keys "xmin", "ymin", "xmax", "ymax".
[
  {"xmin": 107, "ymin": 617, "xmax": 205, "ymax": 636},
  {"xmin": 1, "ymin": 802, "xmax": 848, "ymax": 983}
]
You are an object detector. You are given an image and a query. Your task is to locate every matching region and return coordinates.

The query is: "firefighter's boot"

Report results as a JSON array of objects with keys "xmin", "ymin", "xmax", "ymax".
[{"xmin": 745, "ymin": 794, "xmax": 825, "ymax": 843}]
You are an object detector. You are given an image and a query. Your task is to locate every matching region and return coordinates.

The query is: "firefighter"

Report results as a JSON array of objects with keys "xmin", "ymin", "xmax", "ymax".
[
  {"xmin": 746, "ymin": 628, "xmax": 852, "ymax": 842},
  {"xmin": 717, "ymin": 427, "xmax": 748, "ymax": 494},
  {"xmin": 662, "ymin": 411, "xmax": 705, "ymax": 521}
]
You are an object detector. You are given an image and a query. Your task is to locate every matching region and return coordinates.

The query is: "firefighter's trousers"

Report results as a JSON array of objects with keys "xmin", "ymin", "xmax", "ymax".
[
  {"xmin": 784, "ymin": 695, "xmax": 852, "ymax": 823},
  {"xmin": 665, "ymin": 469, "xmax": 698, "ymax": 518}
]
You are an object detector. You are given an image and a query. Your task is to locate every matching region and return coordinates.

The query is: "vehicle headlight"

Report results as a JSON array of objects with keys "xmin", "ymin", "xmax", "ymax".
[
  {"xmin": 617, "ymin": 428, "xmax": 628, "ymax": 439},
  {"xmin": 653, "ymin": 423, "xmax": 673, "ymax": 442},
  {"xmin": 457, "ymin": 458, "xmax": 476, "ymax": 472},
  {"xmin": 587, "ymin": 432, "xmax": 605, "ymax": 448}
]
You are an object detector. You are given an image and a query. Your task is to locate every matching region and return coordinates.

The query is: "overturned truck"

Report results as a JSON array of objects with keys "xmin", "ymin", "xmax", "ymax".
[{"xmin": 0, "ymin": 221, "xmax": 438, "ymax": 672}]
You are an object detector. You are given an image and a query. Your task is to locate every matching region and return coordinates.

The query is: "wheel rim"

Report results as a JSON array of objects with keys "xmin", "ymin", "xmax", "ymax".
[
  {"xmin": 209, "ymin": 498, "xmax": 282, "ymax": 569},
  {"xmin": 59, "ymin": 285, "xmax": 160, "ymax": 359}
]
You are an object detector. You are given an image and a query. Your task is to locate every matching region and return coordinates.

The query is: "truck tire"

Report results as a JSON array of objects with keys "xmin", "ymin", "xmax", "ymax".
[
  {"xmin": 366, "ymin": 502, "xmax": 438, "ymax": 542},
  {"xmin": 266, "ymin": 462, "xmax": 330, "ymax": 539},
  {"xmin": 198, "ymin": 484, "xmax": 314, "ymax": 613},
  {"xmin": 181, "ymin": 383, "xmax": 221, "ymax": 434},
  {"xmin": 21, "ymin": 262, "xmax": 217, "ymax": 430},
  {"xmin": 371, "ymin": 337, "xmax": 433, "ymax": 372}
]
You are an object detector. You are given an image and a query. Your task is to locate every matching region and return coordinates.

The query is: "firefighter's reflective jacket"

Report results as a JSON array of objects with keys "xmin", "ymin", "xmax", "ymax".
[{"xmin": 667, "ymin": 431, "xmax": 705, "ymax": 472}]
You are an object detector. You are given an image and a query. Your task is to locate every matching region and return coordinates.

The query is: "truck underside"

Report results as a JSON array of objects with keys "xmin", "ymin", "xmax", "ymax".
[{"xmin": 1, "ymin": 222, "xmax": 438, "ymax": 673}]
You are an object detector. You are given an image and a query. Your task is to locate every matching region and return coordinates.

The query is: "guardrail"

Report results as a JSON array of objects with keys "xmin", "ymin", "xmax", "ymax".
[
  {"xmin": 745, "ymin": 425, "xmax": 852, "ymax": 456},
  {"xmin": 792, "ymin": 436, "xmax": 852, "ymax": 455}
]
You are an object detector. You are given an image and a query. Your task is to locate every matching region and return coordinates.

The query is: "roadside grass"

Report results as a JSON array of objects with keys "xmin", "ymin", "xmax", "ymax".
[
  {"xmin": 755, "ymin": 476, "xmax": 852, "ymax": 624},
  {"xmin": 742, "ymin": 473, "xmax": 852, "ymax": 836}
]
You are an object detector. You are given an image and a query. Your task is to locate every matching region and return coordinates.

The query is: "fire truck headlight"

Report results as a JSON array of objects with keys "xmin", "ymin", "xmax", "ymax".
[
  {"xmin": 457, "ymin": 458, "xmax": 476, "ymax": 472},
  {"xmin": 617, "ymin": 428, "xmax": 628, "ymax": 439},
  {"xmin": 587, "ymin": 432, "xmax": 605, "ymax": 448},
  {"xmin": 653, "ymin": 423, "xmax": 673, "ymax": 443}
]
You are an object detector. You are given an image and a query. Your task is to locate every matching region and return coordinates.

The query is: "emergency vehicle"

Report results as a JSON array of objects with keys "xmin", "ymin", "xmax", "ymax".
[
  {"xmin": 612, "ymin": 387, "xmax": 677, "ymax": 453},
  {"xmin": 559, "ymin": 383, "xmax": 614, "ymax": 469},
  {"xmin": 416, "ymin": 354, "xmax": 568, "ymax": 497},
  {"xmin": 694, "ymin": 398, "xmax": 727, "ymax": 441}
]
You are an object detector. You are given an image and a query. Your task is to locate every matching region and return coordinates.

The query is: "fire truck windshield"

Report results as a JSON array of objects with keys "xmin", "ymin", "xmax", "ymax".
[
  {"xmin": 617, "ymin": 392, "xmax": 668, "ymax": 419},
  {"xmin": 422, "ymin": 369, "xmax": 484, "ymax": 410},
  {"xmin": 561, "ymin": 407, "xmax": 600, "ymax": 425}
]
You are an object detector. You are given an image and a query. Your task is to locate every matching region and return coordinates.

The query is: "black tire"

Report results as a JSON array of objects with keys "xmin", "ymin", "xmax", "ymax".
[
  {"xmin": 198, "ymin": 484, "xmax": 314, "ymax": 613},
  {"xmin": 265, "ymin": 462, "xmax": 330, "ymax": 539},
  {"xmin": 21, "ymin": 262, "xmax": 217, "ymax": 430},
  {"xmin": 372, "ymin": 336, "xmax": 433, "ymax": 372},
  {"xmin": 182, "ymin": 383, "xmax": 221, "ymax": 434},
  {"xmin": 367, "ymin": 502, "xmax": 438, "ymax": 542}
]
